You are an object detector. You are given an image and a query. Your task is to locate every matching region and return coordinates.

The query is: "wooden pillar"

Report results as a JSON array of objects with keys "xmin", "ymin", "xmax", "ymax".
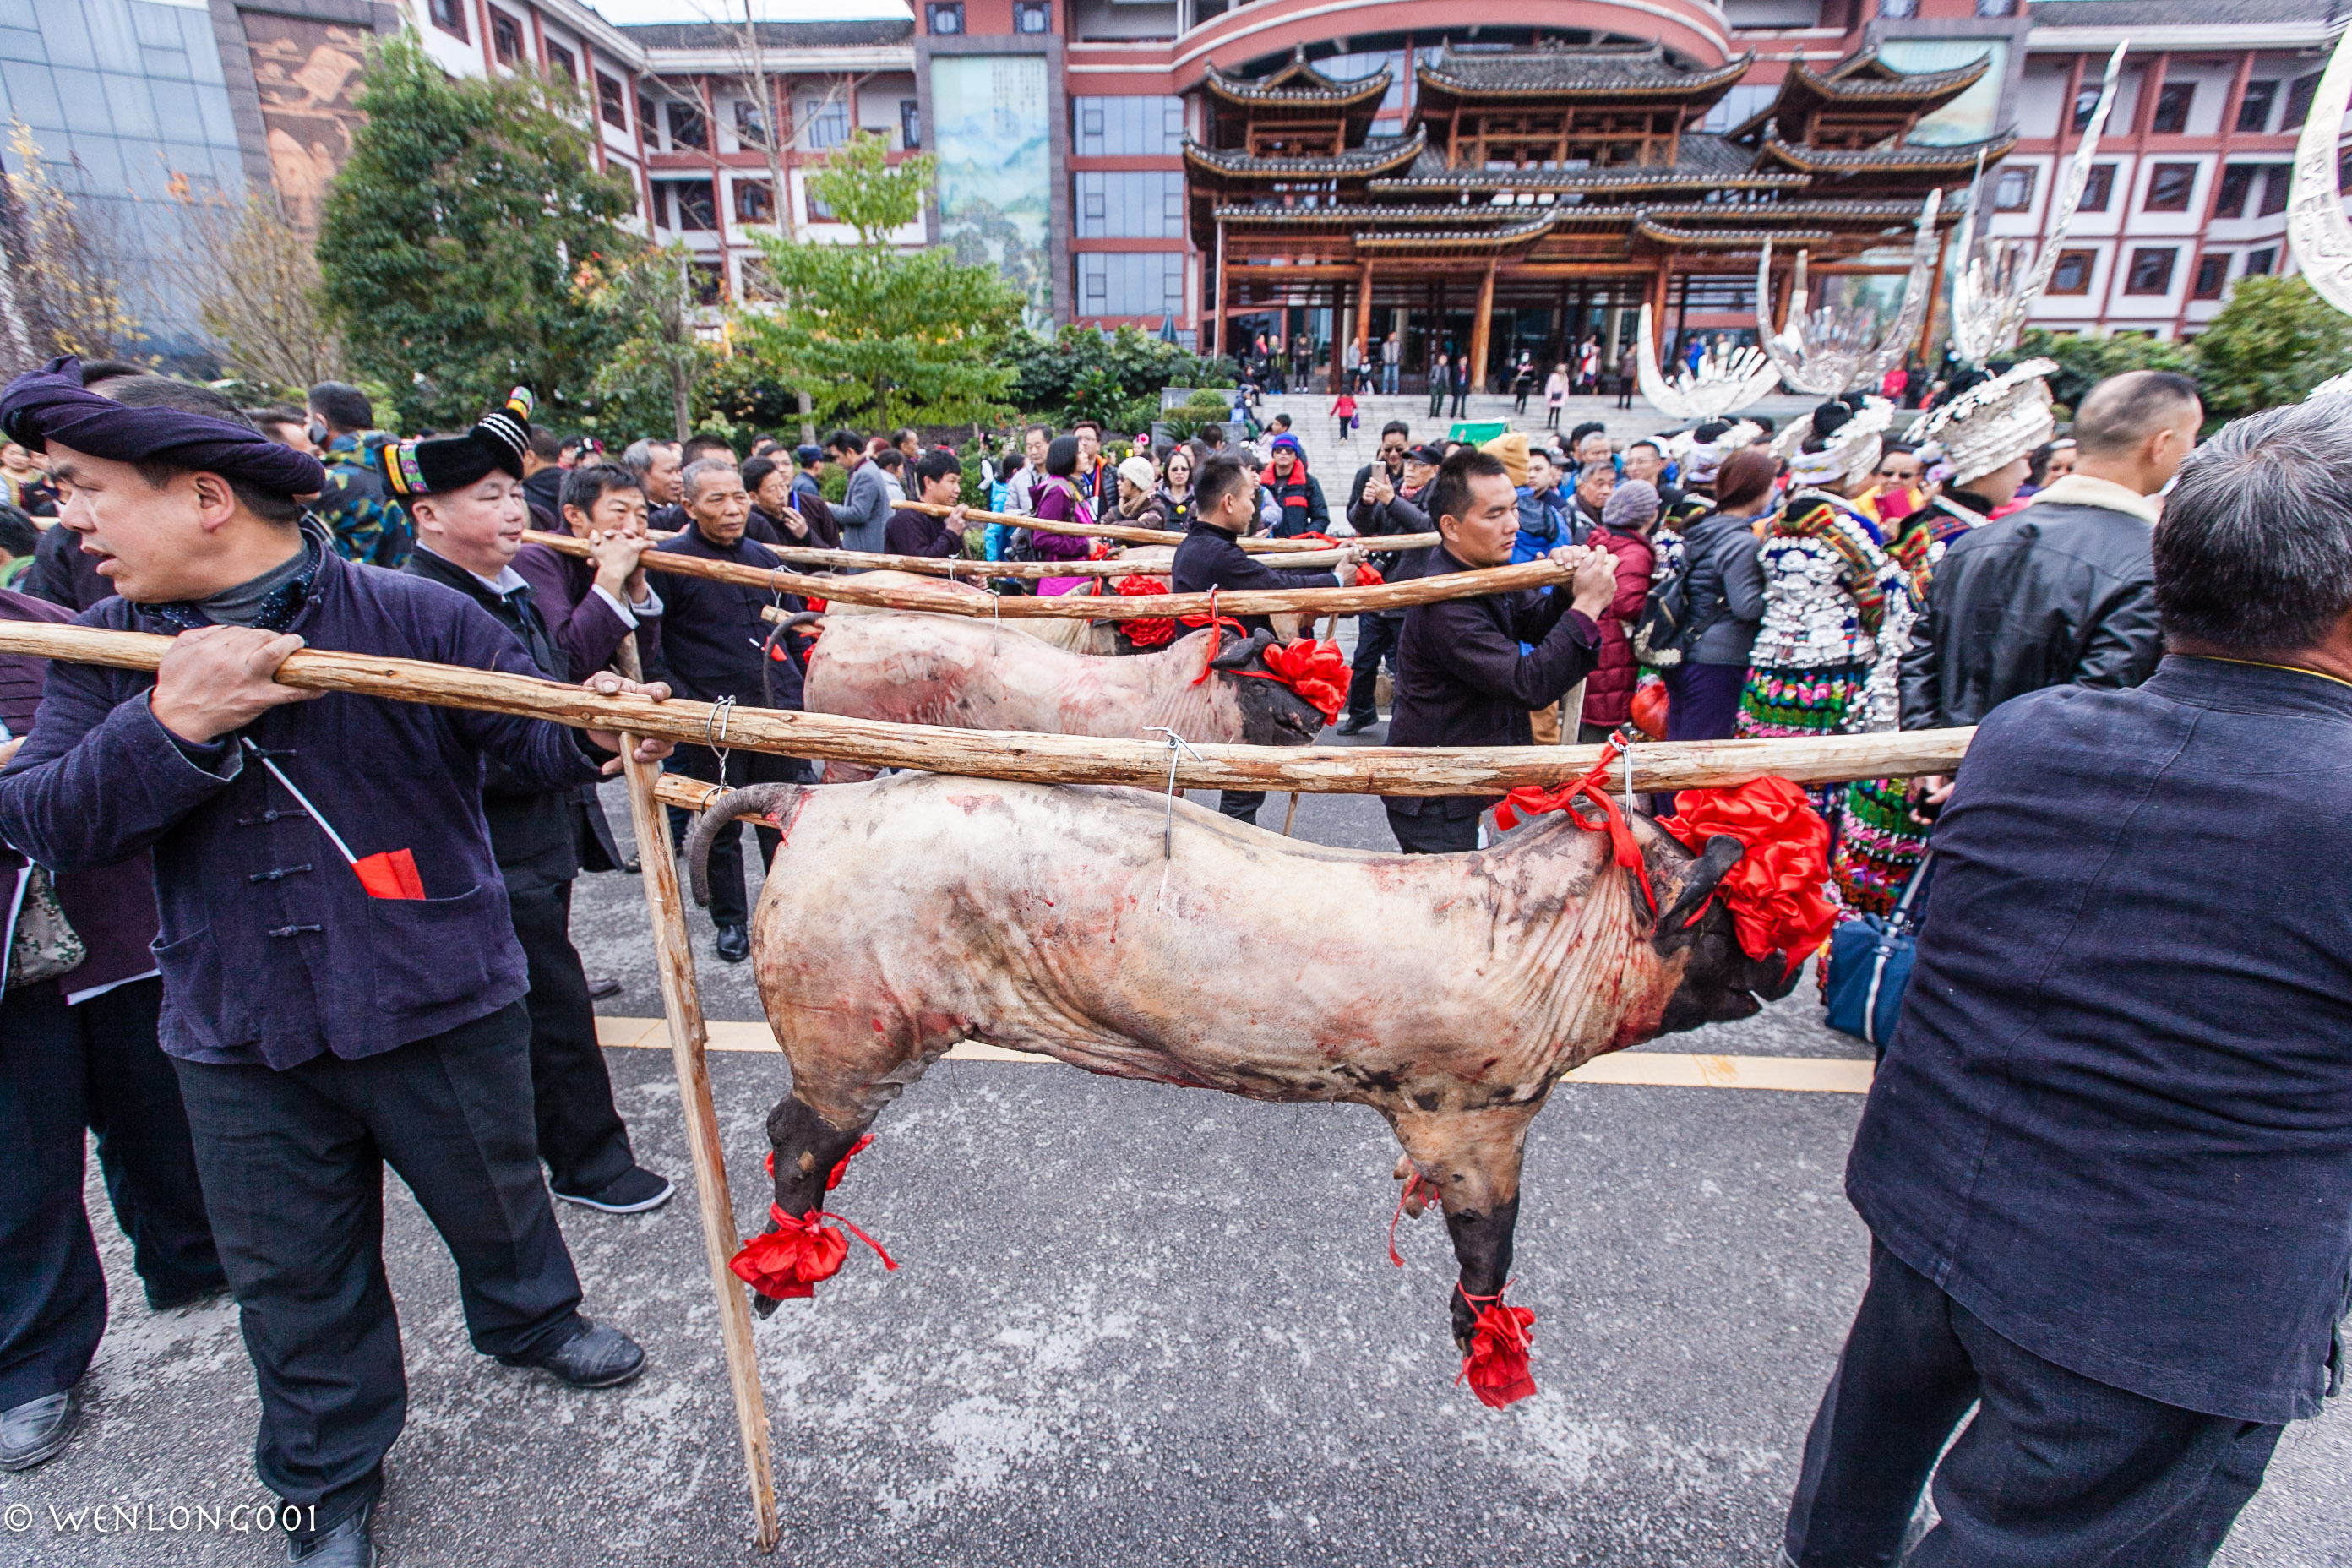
[
  {"xmin": 1469, "ymin": 257, "xmax": 1499, "ymax": 393},
  {"xmin": 1919, "ymin": 215, "xmax": 1950, "ymax": 367},
  {"xmin": 1353, "ymin": 259, "xmax": 1375, "ymax": 374},
  {"xmin": 1211, "ymin": 217, "xmax": 1228, "ymax": 359},
  {"xmin": 1603, "ymin": 281, "xmax": 1624, "ymax": 368}
]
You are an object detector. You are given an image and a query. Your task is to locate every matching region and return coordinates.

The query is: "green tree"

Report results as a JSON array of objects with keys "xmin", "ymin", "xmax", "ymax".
[
  {"xmin": 737, "ymin": 129, "xmax": 1023, "ymax": 430},
  {"xmin": 577, "ymin": 243, "xmax": 710, "ymax": 443},
  {"xmin": 316, "ymin": 35, "xmax": 638, "ymax": 430},
  {"xmin": 2014, "ymin": 327, "xmax": 2191, "ymax": 418},
  {"xmin": 1003, "ymin": 323, "xmax": 1234, "ymax": 427},
  {"xmin": 2185, "ymin": 275, "xmax": 2352, "ymax": 422}
]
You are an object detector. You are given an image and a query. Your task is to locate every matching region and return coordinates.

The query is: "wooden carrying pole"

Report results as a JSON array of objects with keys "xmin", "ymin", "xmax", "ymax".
[
  {"xmin": 618, "ymin": 740, "xmax": 778, "ymax": 1554},
  {"xmin": 519, "ymin": 530, "xmax": 1352, "ymax": 580},
  {"xmin": 522, "ymin": 528, "xmax": 1565, "ymax": 622},
  {"xmin": 892, "ymin": 500, "xmax": 1334, "ymax": 553},
  {"xmin": 0, "ymin": 622, "xmax": 1972, "ymax": 794}
]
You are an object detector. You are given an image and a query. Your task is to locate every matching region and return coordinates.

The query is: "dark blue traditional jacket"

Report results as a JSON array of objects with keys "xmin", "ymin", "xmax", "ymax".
[
  {"xmin": 652, "ymin": 523, "xmax": 803, "ymax": 708},
  {"xmin": 1852, "ymin": 656, "xmax": 2352, "ymax": 1424},
  {"xmin": 0, "ymin": 547, "xmax": 608, "ymax": 1070}
]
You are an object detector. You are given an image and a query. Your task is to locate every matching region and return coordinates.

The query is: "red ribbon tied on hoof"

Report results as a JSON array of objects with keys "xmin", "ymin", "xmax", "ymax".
[
  {"xmin": 1252, "ymin": 638, "xmax": 1350, "ymax": 726},
  {"xmin": 1658, "ymin": 776, "xmax": 1835, "ymax": 977},
  {"xmin": 734, "ymin": 1135, "xmax": 896, "ymax": 1301},
  {"xmin": 1457, "ymin": 1284, "xmax": 1538, "ymax": 1409},
  {"xmin": 1113, "ymin": 574, "xmax": 1177, "ymax": 648}
]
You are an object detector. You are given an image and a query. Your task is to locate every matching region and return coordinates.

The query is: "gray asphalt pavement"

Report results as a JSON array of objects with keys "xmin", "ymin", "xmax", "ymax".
[{"xmin": 6, "ymin": 774, "xmax": 2347, "ymax": 1567}]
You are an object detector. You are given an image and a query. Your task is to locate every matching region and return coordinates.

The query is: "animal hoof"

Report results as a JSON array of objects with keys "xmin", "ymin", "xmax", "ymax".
[{"xmin": 751, "ymin": 1290, "xmax": 781, "ymax": 1320}]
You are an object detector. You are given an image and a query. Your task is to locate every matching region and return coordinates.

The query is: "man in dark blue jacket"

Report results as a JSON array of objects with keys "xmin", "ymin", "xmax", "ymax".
[
  {"xmin": 1782, "ymin": 398, "xmax": 2352, "ymax": 1566},
  {"xmin": 653, "ymin": 456, "xmax": 809, "ymax": 961},
  {"xmin": 0, "ymin": 363, "xmax": 672, "ymax": 1566}
]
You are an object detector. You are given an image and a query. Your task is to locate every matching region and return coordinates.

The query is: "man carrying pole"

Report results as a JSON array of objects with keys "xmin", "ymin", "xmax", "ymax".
[{"xmin": 0, "ymin": 360, "xmax": 674, "ymax": 1568}]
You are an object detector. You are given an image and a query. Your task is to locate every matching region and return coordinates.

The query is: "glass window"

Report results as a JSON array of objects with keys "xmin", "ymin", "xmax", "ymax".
[
  {"xmin": 547, "ymin": 45, "xmax": 574, "ymax": 83},
  {"xmin": 429, "ymin": 0, "xmax": 466, "ymax": 41},
  {"xmin": 2079, "ymin": 164, "xmax": 2114, "ymax": 211},
  {"xmin": 1074, "ymin": 95, "xmax": 1184, "ymax": 156},
  {"xmin": 2048, "ymin": 249, "xmax": 2095, "ymax": 296},
  {"xmin": 1993, "ymin": 166, "xmax": 2034, "ymax": 212},
  {"xmin": 901, "ymin": 98, "xmax": 920, "ymax": 150},
  {"xmin": 2072, "ymin": 84, "xmax": 2100, "ymax": 133},
  {"xmin": 2124, "ymin": 248, "xmax": 2177, "ymax": 295},
  {"xmin": 1971, "ymin": 0, "xmax": 2014, "ymax": 14},
  {"xmin": 799, "ymin": 95, "xmax": 848, "ymax": 150},
  {"xmin": 735, "ymin": 179, "xmax": 772, "ymax": 223},
  {"xmin": 667, "ymin": 101, "xmax": 707, "ymax": 150},
  {"xmin": 638, "ymin": 93, "xmax": 657, "ymax": 145},
  {"xmin": 491, "ymin": 11, "xmax": 522, "ymax": 67},
  {"xmin": 659, "ymin": 179, "xmax": 716, "ymax": 230},
  {"xmin": 2191, "ymin": 253, "xmax": 2230, "ymax": 300},
  {"xmin": 598, "ymin": 74, "xmax": 627, "ymax": 130},
  {"xmin": 1077, "ymin": 252, "xmax": 1184, "ymax": 317},
  {"xmin": 2260, "ymin": 166, "xmax": 2290, "ymax": 217},
  {"xmin": 2213, "ymin": 165, "xmax": 2256, "ymax": 218},
  {"xmin": 690, "ymin": 261, "xmax": 725, "ymax": 305},
  {"xmin": 1014, "ymin": 0, "xmax": 1050, "ymax": 33},
  {"xmin": 1074, "ymin": 171, "xmax": 1184, "ymax": 237},
  {"xmin": 1880, "ymin": 0, "xmax": 1918, "ymax": 16},
  {"xmin": 2236, "ymin": 79, "xmax": 2278, "ymax": 133},
  {"xmin": 2151, "ymin": 82, "xmax": 2193, "ymax": 134},
  {"xmin": 2142, "ymin": 163, "xmax": 2195, "ymax": 213},
  {"xmin": 2284, "ymin": 73, "xmax": 2320, "ymax": 131},
  {"xmin": 2246, "ymin": 247, "xmax": 2276, "ymax": 276},
  {"xmin": 926, "ymin": 2, "xmax": 963, "ymax": 34},
  {"xmin": 734, "ymin": 98, "xmax": 768, "ymax": 148}
]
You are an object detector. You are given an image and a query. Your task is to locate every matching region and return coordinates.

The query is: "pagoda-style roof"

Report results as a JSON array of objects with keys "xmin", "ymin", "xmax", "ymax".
[
  {"xmin": 1184, "ymin": 127, "xmax": 1428, "ymax": 181},
  {"xmin": 1368, "ymin": 130, "xmax": 1804, "ymax": 197},
  {"xmin": 1415, "ymin": 43, "xmax": 1750, "ymax": 112},
  {"xmin": 1203, "ymin": 48, "xmax": 1391, "ymax": 109},
  {"xmin": 1729, "ymin": 51, "xmax": 1991, "ymax": 146},
  {"xmin": 1756, "ymin": 133, "xmax": 2017, "ymax": 186},
  {"xmin": 1212, "ymin": 195, "xmax": 1948, "ymax": 234},
  {"xmin": 1635, "ymin": 219, "xmax": 1839, "ymax": 248},
  {"xmin": 1352, "ymin": 212, "xmax": 1561, "ymax": 253}
]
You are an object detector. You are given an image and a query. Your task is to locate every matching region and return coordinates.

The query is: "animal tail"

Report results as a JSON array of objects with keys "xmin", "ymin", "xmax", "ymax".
[{"xmin": 684, "ymin": 783, "xmax": 805, "ymax": 909}]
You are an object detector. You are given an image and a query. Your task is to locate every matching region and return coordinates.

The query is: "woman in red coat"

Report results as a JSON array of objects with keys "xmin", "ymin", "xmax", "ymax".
[{"xmin": 1576, "ymin": 478, "xmax": 1658, "ymax": 742}]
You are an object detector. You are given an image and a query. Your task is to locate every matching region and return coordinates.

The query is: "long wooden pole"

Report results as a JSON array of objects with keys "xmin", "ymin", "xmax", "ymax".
[
  {"xmin": 0, "ymin": 623, "xmax": 1972, "ymax": 794},
  {"xmin": 619, "ymin": 739, "xmax": 778, "ymax": 1553},
  {"xmin": 520, "ymin": 529, "xmax": 1560, "ymax": 622},
  {"xmin": 520, "ymin": 530, "xmax": 1352, "ymax": 581},
  {"xmin": 892, "ymin": 501, "xmax": 1333, "ymax": 553}
]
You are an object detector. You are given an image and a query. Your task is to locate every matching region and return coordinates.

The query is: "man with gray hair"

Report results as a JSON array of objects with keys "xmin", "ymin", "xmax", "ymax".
[
  {"xmin": 1899, "ymin": 368, "xmax": 2197, "ymax": 753},
  {"xmin": 1781, "ymin": 395, "xmax": 2352, "ymax": 1566},
  {"xmin": 621, "ymin": 438, "xmax": 683, "ymax": 531}
]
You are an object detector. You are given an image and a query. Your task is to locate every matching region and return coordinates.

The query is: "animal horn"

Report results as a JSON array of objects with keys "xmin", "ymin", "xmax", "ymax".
[
  {"xmin": 1657, "ymin": 833, "xmax": 1744, "ymax": 934},
  {"xmin": 683, "ymin": 783, "xmax": 804, "ymax": 909},
  {"xmin": 1207, "ymin": 626, "xmax": 1277, "ymax": 670}
]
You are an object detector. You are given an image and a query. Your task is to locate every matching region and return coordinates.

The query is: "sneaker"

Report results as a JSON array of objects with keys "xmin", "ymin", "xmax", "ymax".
[
  {"xmin": 553, "ymin": 1166, "xmax": 675, "ymax": 1214},
  {"xmin": 584, "ymin": 973, "xmax": 623, "ymax": 1001}
]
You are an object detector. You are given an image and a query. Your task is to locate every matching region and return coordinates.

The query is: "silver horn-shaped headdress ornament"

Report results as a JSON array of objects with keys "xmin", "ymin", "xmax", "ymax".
[
  {"xmin": 2288, "ymin": 24, "xmax": 2352, "ymax": 401},
  {"xmin": 1755, "ymin": 187, "xmax": 1942, "ymax": 395},
  {"xmin": 1634, "ymin": 304, "xmax": 1783, "ymax": 421},
  {"xmin": 1948, "ymin": 44, "xmax": 2126, "ymax": 368}
]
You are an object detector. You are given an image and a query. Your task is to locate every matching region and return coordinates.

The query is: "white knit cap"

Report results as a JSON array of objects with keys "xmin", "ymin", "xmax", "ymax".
[{"xmin": 1904, "ymin": 360, "xmax": 2058, "ymax": 487}]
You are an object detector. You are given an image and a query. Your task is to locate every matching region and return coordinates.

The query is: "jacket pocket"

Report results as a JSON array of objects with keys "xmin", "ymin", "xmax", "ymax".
[
  {"xmin": 366, "ymin": 884, "xmax": 499, "ymax": 1018},
  {"xmin": 150, "ymin": 925, "xmax": 251, "ymax": 1052}
]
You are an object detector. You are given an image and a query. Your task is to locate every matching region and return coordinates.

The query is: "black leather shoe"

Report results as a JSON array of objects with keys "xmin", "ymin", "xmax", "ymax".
[
  {"xmin": 500, "ymin": 1320, "xmax": 645, "ymax": 1389},
  {"xmin": 620, "ymin": 854, "xmax": 642, "ymax": 874},
  {"xmin": 714, "ymin": 923, "xmax": 750, "ymax": 963},
  {"xmin": 1335, "ymin": 713, "xmax": 1379, "ymax": 734},
  {"xmin": 287, "ymin": 1505, "xmax": 374, "ymax": 1566},
  {"xmin": 0, "ymin": 1387, "xmax": 79, "ymax": 1471}
]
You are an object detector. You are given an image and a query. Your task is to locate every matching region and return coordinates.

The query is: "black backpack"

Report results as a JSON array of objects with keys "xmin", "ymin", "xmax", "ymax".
[{"xmin": 1632, "ymin": 541, "xmax": 1696, "ymax": 667}]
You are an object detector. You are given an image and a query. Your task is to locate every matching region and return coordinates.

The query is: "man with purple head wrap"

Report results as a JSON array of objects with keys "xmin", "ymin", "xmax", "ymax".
[{"xmin": 0, "ymin": 358, "xmax": 674, "ymax": 1565}]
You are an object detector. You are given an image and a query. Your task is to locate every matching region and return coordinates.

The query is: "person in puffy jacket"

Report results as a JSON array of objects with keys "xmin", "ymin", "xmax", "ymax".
[{"xmin": 1578, "ymin": 479, "xmax": 1658, "ymax": 742}]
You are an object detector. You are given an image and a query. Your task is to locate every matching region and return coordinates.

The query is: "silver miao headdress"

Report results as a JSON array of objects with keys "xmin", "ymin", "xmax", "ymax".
[
  {"xmin": 1904, "ymin": 360, "xmax": 2058, "ymax": 486},
  {"xmin": 2289, "ymin": 27, "xmax": 2352, "ymax": 400},
  {"xmin": 1776, "ymin": 397, "xmax": 1895, "ymax": 491}
]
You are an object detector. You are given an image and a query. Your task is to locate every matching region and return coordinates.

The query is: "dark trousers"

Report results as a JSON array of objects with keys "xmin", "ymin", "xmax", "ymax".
[
  {"xmin": 1783, "ymin": 1242, "xmax": 2281, "ymax": 1568},
  {"xmin": 1386, "ymin": 802, "xmax": 1480, "ymax": 854},
  {"xmin": 507, "ymin": 877, "xmax": 635, "ymax": 1196},
  {"xmin": 0, "ymin": 978, "xmax": 220, "ymax": 1409},
  {"xmin": 676, "ymin": 743, "xmax": 807, "ymax": 928},
  {"xmin": 172, "ymin": 1002, "xmax": 584, "ymax": 1534},
  {"xmin": 1346, "ymin": 613, "xmax": 1401, "ymax": 722},
  {"xmin": 1217, "ymin": 791, "xmax": 1266, "ymax": 824},
  {"xmin": 1429, "ymin": 387, "xmax": 1446, "ymax": 418},
  {"xmin": 1450, "ymin": 388, "xmax": 1468, "ymax": 418}
]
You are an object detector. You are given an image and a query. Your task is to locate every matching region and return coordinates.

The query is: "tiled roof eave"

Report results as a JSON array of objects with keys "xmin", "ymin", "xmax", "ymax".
[
  {"xmin": 1203, "ymin": 67, "xmax": 1393, "ymax": 108},
  {"xmin": 1184, "ymin": 128, "xmax": 1428, "ymax": 179},
  {"xmin": 1413, "ymin": 52, "xmax": 1752, "ymax": 101},
  {"xmin": 1757, "ymin": 133, "xmax": 2017, "ymax": 173}
]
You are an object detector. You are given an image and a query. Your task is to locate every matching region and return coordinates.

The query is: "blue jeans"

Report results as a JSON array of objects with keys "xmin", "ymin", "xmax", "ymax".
[
  {"xmin": 1783, "ymin": 1240, "xmax": 2281, "ymax": 1568},
  {"xmin": 1382, "ymin": 363, "xmax": 1399, "ymax": 395}
]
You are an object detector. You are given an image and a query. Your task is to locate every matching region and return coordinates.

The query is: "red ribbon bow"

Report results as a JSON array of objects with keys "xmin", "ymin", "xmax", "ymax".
[
  {"xmin": 732, "ymin": 1135, "xmax": 896, "ymax": 1301},
  {"xmin": 1113, "ymin": 574, "xmax": 1177, "ymax": 648},
  {"xmin": 1492, "ymin": 736, "xmax": 1660, "ymax": 916},
  {"xmin": 1252, "ymin": 638, "xmax": 1349, "ymax": 725},
  {"xmin": 1658, "ymin": 776, "xmax": 1836, "ymax": 977},
  {"xmin": 1456, "ymin": 1284, "xmax": 1538, "ymax": 1409},
  {"xmin": 1287, "ymin": 531, "xmax": 1383, "ymax": 588}
]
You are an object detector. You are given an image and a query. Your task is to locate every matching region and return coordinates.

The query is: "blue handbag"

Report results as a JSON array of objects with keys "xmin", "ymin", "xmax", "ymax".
[{"xmin": 1825, "ymin": 851, "xmax": 1934, "ymax": 1055}]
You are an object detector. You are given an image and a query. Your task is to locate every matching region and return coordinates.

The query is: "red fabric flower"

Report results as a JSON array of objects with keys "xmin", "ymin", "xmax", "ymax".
[
  {"xmin": 1457, "ymin": 1288, "xmax": 1538, "ymax": 1409},
  {"xmin": 1113, "ymin": 574, "xmax": 1176, "ymax": 648},
  {"xmin": 1255, "ymin": 638, "xmax": 1349, "ymax": 725},
  {"xmin": 1354, "ymin": 563, "xmax": 1385, "ymax": 587},
  {"xmin": 1659, "ymin": 776, "xmax": 1835, "ymax": 974},
  {"xmin": 729, "ymin": 1207, "xmax": 851, "ymax": 1301}
]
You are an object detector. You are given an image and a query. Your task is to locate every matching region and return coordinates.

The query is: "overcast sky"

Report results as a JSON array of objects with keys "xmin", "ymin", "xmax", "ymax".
[{"xmin": 587, "ymin": 0, "xmax": 911, "ymax": 25}]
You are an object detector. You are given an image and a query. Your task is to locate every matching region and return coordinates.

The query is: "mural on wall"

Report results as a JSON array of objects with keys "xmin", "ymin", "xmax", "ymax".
[
  {"xmin": 241, "ymin": 16, "xmax": 375, "ymax": 232},
  {"xmin": 929, "ymin": 53, "xmax": 1052, "ymax": 320}
]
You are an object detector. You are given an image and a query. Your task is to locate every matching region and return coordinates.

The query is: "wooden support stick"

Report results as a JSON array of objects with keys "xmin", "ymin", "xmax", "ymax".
[
  {"xmin": 896, "ymin": 499, "xmax": 1331, "ymax": 553},
  {"xmin": 0, "ymin": 623, "xmax": 1973, "ymax": 795},
  {"xmin": 619, "ymin": 738, "xmax": 778, "ymax": 1554}
]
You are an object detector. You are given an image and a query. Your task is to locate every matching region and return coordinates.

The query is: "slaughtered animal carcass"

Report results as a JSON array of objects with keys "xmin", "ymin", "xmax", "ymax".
[
  {"xmin": 800, "ymin": 613, "xmax": 1339, "ymax": 784},
  {"xmin": 684, "ymin": 747, "xmax": 1832, "ymax": 1407}
]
